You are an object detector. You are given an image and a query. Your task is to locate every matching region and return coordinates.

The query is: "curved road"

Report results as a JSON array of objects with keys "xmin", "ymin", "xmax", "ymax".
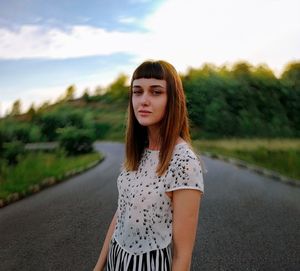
[{"xmin": 0, "ymin": 142, "xmax": 299, "ymax": 271}]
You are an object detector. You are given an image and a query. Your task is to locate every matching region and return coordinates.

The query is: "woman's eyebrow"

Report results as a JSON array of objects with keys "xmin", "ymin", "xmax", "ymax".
[
  {"xmin": 132, "ymin": 85, "xmax": 165, "ymax": 89},
  {"xmin": 150, "ymin": 85, "xmax": 165, "ymax": 88}
]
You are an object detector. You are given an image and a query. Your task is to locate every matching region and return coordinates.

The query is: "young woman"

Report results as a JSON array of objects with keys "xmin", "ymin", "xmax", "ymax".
[{"xmin": 93, "ymin": 60, "xmax": 205, "ymax": 271}]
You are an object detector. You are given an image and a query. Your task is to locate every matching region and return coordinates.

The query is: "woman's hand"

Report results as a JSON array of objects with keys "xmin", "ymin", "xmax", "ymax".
[{"xmin": 93, "ymin": 267, "xmax": 103, "ymax": 271}]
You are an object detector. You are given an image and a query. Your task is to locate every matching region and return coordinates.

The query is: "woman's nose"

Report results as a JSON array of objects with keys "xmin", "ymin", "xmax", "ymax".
[{"xmin": 141, "ymin": 93, "xmax": 150, "ymax": 104}]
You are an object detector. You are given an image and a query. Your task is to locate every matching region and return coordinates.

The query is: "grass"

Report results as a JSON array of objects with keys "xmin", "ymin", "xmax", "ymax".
[
  {"xmin": 1, "ymin": 138, "xmax": 299, "ymax": 200},
  {"xmin": 0, "ymin": 151, "xmax": 103, "ymax": 199},
  {"xmin": 193, "ymin": 138, "xmax": 300, "ymax": 181}
]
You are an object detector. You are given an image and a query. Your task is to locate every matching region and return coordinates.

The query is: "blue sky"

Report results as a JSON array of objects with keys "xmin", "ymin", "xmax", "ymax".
[
  {"xmin": 0, "ymin": 0, "xmax": 159, "ymax": 31},
  {"xmin": 0, "ymin": 0, "xmax": 300, "ymax": 116}
]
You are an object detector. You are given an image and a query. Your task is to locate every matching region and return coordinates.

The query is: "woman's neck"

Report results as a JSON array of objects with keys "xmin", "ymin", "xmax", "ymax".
[{"xmin": 147, "ymin": 126, "xmax": 161, "ymax": 150}]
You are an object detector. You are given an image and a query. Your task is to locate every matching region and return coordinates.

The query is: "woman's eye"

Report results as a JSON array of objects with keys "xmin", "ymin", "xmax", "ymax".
[
  {"xmin": 153, "ymin": 90, "xmax": 162, "ymax": 95},
  {"xmin": 133, "ymin": 90, "xmax": 142, "ymax": 95}
]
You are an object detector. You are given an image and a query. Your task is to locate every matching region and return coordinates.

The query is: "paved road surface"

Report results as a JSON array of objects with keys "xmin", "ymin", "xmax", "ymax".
[{"xmin": 0, "ymin": 142, "xmax": 299, "ymax": 271}]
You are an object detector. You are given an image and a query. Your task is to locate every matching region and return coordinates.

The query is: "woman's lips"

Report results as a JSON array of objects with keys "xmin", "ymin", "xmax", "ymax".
[{"xmin": 139, "ymin": 110, "xmax": 151, "ymax": 116}]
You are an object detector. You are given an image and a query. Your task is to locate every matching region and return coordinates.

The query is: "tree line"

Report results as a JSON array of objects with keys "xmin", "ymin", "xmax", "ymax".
[
  {"xmin": 182, "ymin": 61, "xmax": 300, "ymax": 138},
  {"xmin": 1, "ymin": 60, "xmax": 299, "ymax": 146}
]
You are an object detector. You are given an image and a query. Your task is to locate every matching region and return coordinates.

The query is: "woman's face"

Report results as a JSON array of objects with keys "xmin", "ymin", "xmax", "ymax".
[{"xmin": 132, "ymin": 78, "xmax": 167, "ymax": 129}]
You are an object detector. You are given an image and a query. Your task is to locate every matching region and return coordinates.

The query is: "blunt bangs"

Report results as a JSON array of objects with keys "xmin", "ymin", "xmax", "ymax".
[{"xmin": 132, "ymin": 61, "xmax": 166, "ymax": 81}]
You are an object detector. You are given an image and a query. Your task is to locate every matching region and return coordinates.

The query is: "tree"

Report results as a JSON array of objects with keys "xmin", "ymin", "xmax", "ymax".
[
  {"xmin": 2, "ymin": 141, "xmax": 25, "ymax": 165},
  {"xmin": 39, "ymin": 112, "xmax": 64, "ymax": 141},
  {"xmin": 58, "ymin": 126, "xmax": 94, "ymax": 155},
  {"xmin": 10, "ymin": 100, "xmax": 22, "ymax": 116},
  {"xmin": 0, "ymin": 129, "xmax": 4, "ymax": 154},
  {"xmin": 281, "ymin": 61, "xmax": 300, "ymax": 91},
  {"xmin": 105, "ymin": 74, "xmax": 129, "ymax": 102},
  {"xmin": 65, "ymin": 85, "xmax": 76, "ymax": 100},
  {"xmin": 280, "ymin": 61, "xmax": 300, "ymax": 135},
  {"xmin": 27, "ymin": 103, "xmax": 36, "ymax": 121},
  {"xmin": 82, "ymin": 88, "xmax": 90, "ymax": 102},
  {"xmin": 36, "ymin": 100, "xmax": 51, "ymax": 113}
]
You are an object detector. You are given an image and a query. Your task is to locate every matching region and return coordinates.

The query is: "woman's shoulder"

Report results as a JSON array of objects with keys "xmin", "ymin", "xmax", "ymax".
[
  {"xmin": 165, "ymin": 141, "xmax": 205, "ymax": 193},
  {"xmin": 174, "ymin": 139, "xmax": 196, "ymax": 154},
  {"xmin": 171, "ymin": 141, "xmax": 199, "ymax": 163},
  {"xmin": 174, "ymin": 141, "xmax": 208, "ymax": 175}
]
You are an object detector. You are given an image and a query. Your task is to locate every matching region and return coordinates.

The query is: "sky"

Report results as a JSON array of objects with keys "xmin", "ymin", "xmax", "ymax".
[{"xmin": 0, "ymin": 0, "xmax": 299, "ymax": 116}]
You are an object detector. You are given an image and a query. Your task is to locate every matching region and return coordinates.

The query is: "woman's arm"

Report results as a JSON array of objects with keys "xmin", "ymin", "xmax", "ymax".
[
  {"xmin": 93, "ymin": 210, "xmax": 118, "ymax": 271},
  {"xmin": 171, "ymin": 189, "xmax": 202, "ymax": 271}
]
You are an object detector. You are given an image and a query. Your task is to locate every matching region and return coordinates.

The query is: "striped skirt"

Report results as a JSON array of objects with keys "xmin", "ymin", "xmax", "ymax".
[{"xmin": 106, "ymin": 237, "xmax": 173, "ymax": 271}]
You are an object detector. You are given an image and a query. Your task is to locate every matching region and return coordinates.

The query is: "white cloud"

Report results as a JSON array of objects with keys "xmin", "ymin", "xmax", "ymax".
[
  {"xmin": 0, "ymin": 0, "xmax": 299, "ymax": 74},
  {"xmin": 139, "ymin": 0, "xmax": 300, "ymax": 75},
  {"xmin": 118, "ymin": 16, "xmax": 137, "ymax": 24},
  {"xmin": 0, "ymin": 25, "xmax": 147, "ymax": 59}
]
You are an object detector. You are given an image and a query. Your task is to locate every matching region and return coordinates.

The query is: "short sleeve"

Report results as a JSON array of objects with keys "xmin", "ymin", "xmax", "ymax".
[{"xmin": 165, "ymin": 150, "xmax": 204, "ymax": 194}]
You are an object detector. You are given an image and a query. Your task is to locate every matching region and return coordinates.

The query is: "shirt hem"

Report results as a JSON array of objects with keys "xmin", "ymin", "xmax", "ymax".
[{"xmin": 113, "ymin": 236, "xmax": 172, "ymax": 256}]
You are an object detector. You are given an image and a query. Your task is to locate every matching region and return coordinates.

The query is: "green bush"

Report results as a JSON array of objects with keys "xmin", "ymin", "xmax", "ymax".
[
  {"xmin": 0, "ymin": 122, "xmax": 36, "ymax": 143},
  {"xmin": 0, "ymin": 158, "xmax": 6, "ymax": 176},
  {"xmin": 58, "ymin": 126, "xmax": 94, "ymax": 155},
  {"xmin": 0, "ymin": 130, "xmax": 3, "ymax": 153},
  {"xmin": 2, "ymin": 141, "xmax": 25, "ymax": 165},
  {"xmin": 37, "ymin": 108, "xmax": 94, "ymax": 141},
  {"xmin": 94, "ymin": 122, "xmax": 110, "ymax": 139},
  {"xmin": 38, "ymin": 112, "xmax": 64, "ymax": 141}
]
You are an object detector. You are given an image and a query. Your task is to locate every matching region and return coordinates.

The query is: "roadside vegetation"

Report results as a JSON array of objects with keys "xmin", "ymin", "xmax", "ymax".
[
  {"xmin": 0, "ymin": 61, "xmax": 299, "ymax": 201},
  {"xmin": 0, "ymin": 151, "xmax": 102, "ymax": 199},
  {"xmin": 193, "ymin": 139, "xmax": 300, "ymax": 181}
]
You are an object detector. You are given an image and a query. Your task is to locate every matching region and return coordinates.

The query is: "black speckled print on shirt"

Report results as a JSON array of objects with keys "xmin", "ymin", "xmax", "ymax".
[{"xmin": 113, "ymin": 142, "xmax": 204, "ymax": 255}]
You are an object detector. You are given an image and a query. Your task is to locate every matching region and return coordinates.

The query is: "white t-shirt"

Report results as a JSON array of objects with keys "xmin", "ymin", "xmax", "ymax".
[{"xmin": 112, "ymin": 142, "xmax": 205, "ymax": 255}]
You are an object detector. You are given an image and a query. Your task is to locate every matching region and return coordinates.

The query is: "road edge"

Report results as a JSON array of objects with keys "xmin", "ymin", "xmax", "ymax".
[
  {"xmin": 0, "ymin": 156, "xmax": 104, "ymax": 209},
  {"xmin": 202, "ymin": 151, "xmax": 300, "ymax": 187}
]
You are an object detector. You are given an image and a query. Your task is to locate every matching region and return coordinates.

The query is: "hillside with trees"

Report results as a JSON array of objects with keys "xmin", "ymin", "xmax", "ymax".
[{"xmin": 0, "ymin": 61, "xmax": 299, "ymax": 159}]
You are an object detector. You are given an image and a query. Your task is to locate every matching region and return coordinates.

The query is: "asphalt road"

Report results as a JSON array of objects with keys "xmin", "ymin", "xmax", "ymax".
[{"xmin": 0, "ymin": 142, "xmax": 299, "ymax": 271}]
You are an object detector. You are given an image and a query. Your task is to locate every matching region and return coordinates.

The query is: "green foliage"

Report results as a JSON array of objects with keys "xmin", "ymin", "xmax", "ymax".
[
  {"xmin": 36, "ymin": 106, "xmax": 94, "ymax": 141},
  {"xmin": 64, "ymin": 85, "xmax": 76, "ymax": 101},
  {"xmin": 12, "ymin": 124, "xmax": 31, "ymax": 143},
  {"xmin": 0, "ymin": 151, "xmax": 102, "ymax": 199},
  {"xmin": 26, "ymin": 103, "xmax": 37, "ymax": 121},
  {"xmin": 37, "ymin": 112, "xmax": 63, "ymax": 141},
  {"xmin": 0, "ymin": 121, "xmax": 42, "ymax": 143},
  {"xmin": 94, "ymin": 122, "xmax": 111, "ymax": 139},
  {"xmin": 280, "ymin": 62, "xmax": 300, "ymax": 135},
  {"xmin": 0, "ymin": 158, "xmax": 6, "ymax": 176},
  {"xmin": 0, "ymin": 129, "xmax": 3, "ymax": 149},
  {"xmin": 183, "ymin": 61, "xmax": 300, "ymax": 138},
  {"xmin": 0, "ymin": 60, "xmax": 300, "ymax": 141},
  {"xmin": 82, "ymin": 88, "xmax": 91, "ymax": 102},
  {"xmin": 36, "ymin": 101, "xmax": 51, "ymax": 113},
  {"xmin": 282, "ymin": 62, "xmax": 300, "ymax": 90},
  {"xmin": 104, "ymin": 73, "xmax": 129, "ymax": 102},
  {"xmin": 28, "ymin": 125, "xmax": 42, "ymax": 142},
  {"xmin": 58, "ymin": 126, "xmax": 94, "ymax": 155},
  {"xmin": 2, "ymin": 141, "xmax": 25, "ymax": 165},
  {"xmin": 193, "ymin": 139, "xmax": 300, "ymax": 181},
  {"xmin": 9, "ymin": 99, "xmax": 22, "ymax": 116}
]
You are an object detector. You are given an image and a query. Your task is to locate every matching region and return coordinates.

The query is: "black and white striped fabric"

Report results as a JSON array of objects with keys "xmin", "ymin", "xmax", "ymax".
[{"xmin": 106, "ymin": 237, "xmax": 172, "ymax": 271}]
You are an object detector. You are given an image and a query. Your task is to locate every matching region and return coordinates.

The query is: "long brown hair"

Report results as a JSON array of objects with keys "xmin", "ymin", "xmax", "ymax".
[{"xmin": 123, "ymin": 60, "xmax": 192, "ymax": 176}]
